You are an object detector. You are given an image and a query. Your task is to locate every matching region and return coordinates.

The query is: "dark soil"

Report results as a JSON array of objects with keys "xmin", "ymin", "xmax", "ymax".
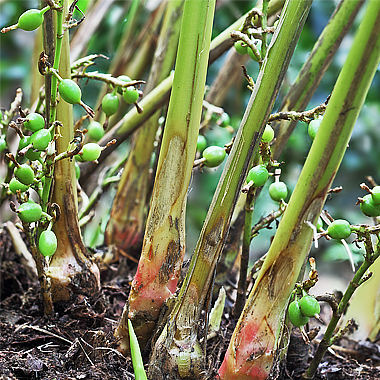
[{"xmin": 1, "ymin": 228, "xmax": 380, "ymax": 380}]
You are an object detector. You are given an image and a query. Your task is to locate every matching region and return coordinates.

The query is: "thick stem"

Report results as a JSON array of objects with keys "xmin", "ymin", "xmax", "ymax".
[
  {"xmin": 47, "ymin": 0, "xmax": 100, "ymax": 303},
  {"xmin": 219, "ymin": 0, "xmax": 380, "ymax": 378},
  {"xmin": 150, "ymin": 1, "xmax": 312, "ymax": 378},
  {"xmin": 118, "ymin": 0, "xmax": 216, "ymax": 356}
]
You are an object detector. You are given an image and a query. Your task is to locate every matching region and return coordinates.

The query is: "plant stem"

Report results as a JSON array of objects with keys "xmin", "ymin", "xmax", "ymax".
[
  {"xmin": 272, "ymin": 0, "xmax": 364, "ymax": 160},
  {"xmin": 234, "ymin": 188, "xmax": 254, "ymax": 320},
  {"xmin": 150, "ymin": 0, "xmax": 311, "ymax": 378},
  {"xmin": 219, "ymin": 0, "xmax": 380, "ymax": 377},
  {"xmin": 120, "ymin": 0, "xmax": 216, "ymax": 356}
]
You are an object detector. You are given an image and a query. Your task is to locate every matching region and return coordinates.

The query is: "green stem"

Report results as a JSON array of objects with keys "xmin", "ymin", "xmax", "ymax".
[
  {"xmin": 304, "ymin": 238, "xmax": 380, "ymax": 379},
  {"xmin": 234, "ymin": 188, "xmax": 255, "ymax": 320},
  {"xmin": 220, "ymin": 0, "xmax": 380, "ymax": 378}
]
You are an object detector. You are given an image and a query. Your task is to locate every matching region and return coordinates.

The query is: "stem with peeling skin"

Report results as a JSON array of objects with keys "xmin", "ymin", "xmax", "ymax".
[
  {"xmin": 219, "ymin": 1, "xmax": 380, "ymax": 378},
  {"xmin": 116, "ymin": 0, "xmax": 216, "ymax": 356},
  {"xmin": 149, "ymin": 0, "xmax": 312, "ymax": 378},
  {"xmin": 105, "ymin": 0, "xmax": 183, "ymax": 258},
  {"xmin": 47, "ymin": 0, "xmax": 100, "ymax": 303}
]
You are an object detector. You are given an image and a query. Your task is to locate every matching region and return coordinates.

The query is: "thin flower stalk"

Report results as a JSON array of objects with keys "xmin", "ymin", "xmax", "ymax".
[
  {"xmin": 219, "ymin": 1, "xmax": 380, "ymax": 378},
  {"xmin": 115, "ymin": 0, "xmax": 216, "ymax": 354},
  {"xmin": 148, "ymin": 0, "xmax": 312, "ymax": 378}
]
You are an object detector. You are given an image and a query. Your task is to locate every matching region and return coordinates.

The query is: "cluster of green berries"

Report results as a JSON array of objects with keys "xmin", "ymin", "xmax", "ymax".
[
  {"xmin": 360, "ymin": 186, "xmax": 380, "ymax": 217},
  {"xmin": 234, "ymin": 40, "xmax": 262, "ymax": 62},
  {"xmin": 288, "ymin": 293, "xmax": 320, "ymax": 327}
]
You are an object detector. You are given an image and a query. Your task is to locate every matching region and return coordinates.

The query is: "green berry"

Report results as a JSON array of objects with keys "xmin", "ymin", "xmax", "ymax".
[
  {"xmin": 58, "ymin": 79, "xmax": 82, "ymax": 105},
  {"xmin": 308, "ymin": 118, "xmax": 322, "ymax": 141},
  {"xmin": 9, "ymin": 177, "xmax": 29, "ymax": 193},
  {"xmin": 15, "ymin": 164, "xmax": 35, "ymax": 185},
  {"xmin": 79, "ymin": 143, "xmax": 101, "ymax": 162},
  {"xmin": 288, "ymin": 300, "xmax": 309, "ymax": 327},
  {"xmin": 371, "ymin": 186, "xmax": 380, "ymax": 205},
  {"xmin": 18, "ymin": 200, "xmax": 42, "ymax": 223},
  {"xmin": 29, "ymin": 129, "xmax": 52, "ymax": 150},
  {"xmin": 24, "ymin": 113, "xmax": 45, "ymax": 132},
  {"xmin": 202, "ymin": 146, "xmax": 226, "ymax": 168},
  {"xmin": 269, "ymin": 181, "xmax": 288, "ymax": 202},
  {"xmin": 360, "ymin": 194, "xmax": 380, "ymax": 217},
  {"xmin": 116, "ymin": 75, "xmax": 132, "ymax": 95},
  {"xmin": 261, "ymin": 124, "xmax": 274, "ymax": 143},
  {"xmin": 246, "ymin": 165, "xmax": 269, "ymax": 187},
  {"xmin": 234, "ymin": 41, "xmax": 248, "ymax": 55},
  {"xmin": 299, "ymin": 295, "xmax": 320, "ymax": 317},
  {"xmin": 87, "ymin": 121, "xmax": 104, "ymax": 142},
  {"xmin": 219, "ymin": 112, "xmax": 230, "ymax": 128},
  {"xmin": 316, "ymin": 217, "xmax": 323, "ymax": 231},
  {"xmin": 197, "ymin": 135, "xmax": 207, "ymax": 153},
  {"xmin": 17, "ymin": 8, "xmax": 47, "ymax": 31},
  {"xmin": 38, "ymin": 230, "xmax": 57, "ymax": 257},
  {"xmin": 248, "ymin": 40, "xmax": 262, "ymax": 62},
  {"xmin": 122, "ymin": 86, "xmax": 139, "ymax": 104},
  {"xmin": 327, "ymin": 219, "xmax": 351, "ymax": 239},
  {"xmin": 102, "ymin": 93, "xmax": 120, "ymax": 117}
]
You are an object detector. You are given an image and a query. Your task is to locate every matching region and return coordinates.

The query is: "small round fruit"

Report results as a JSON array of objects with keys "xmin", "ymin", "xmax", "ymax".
[
  {"xmin": 15, "ymin": 164, "xmax": 35, "ymax": 185},
  {"xmin": 122, "ymin": 86, "xmax": 139, "ymax": 104},
  {"xmin": 38, "ymin": 230, "xmax": 57, "ymax": 257},
  {"xmin": 234, "ymin": 40, "xmax": 248, "ymax": 55},
  {"xmin": 116, "ymin": 75, "xmax": 132, "ymax": 95},
  {"xmin": 246, "ymin": 165, "xmax": 269, "ymax": 187},
  {"xmin": 79, "ymin": 143, "xmax": 101, "ymax": 161},
  {"xmin": 58, "ymin": 79, "xmax": 81, "ymax": 105},
  {"xmin": 288, "ymin": 300, "xmax": 309, "ymax": 327},
  {"xmin": 327, "ymin": 219, "xmax": 351, "ymax": 239},
  {"xmin": 102, "ymin": 93, "xmax": 120, "ymax": 117},
  {"xmin": 29, "ymin": 129, "xmax": 52, "ymax": 150},
  {"xmin": 17, "ymin": 8, "xmax": 46, "ymax": 31},
  {"xmin": 261, "ymin": 124, "xmax": 274, "ymax": 143},
  {"xmin": 269, "ymin": 181, "xmax": 288, "ymax": 202},
  {"xmin": 219, "ymin": 112, "xmax": 230, "ymax": 128},
  {"xmin": 299, "ymin": 295, "xmax": 320, "ymax": 317},
  {"xmin": 371, "ymin": 186, "xmax": 380, "ymax": 205},
  {"xmin": 202, "ymin": 146, "xmax": 226, "ymax": 168},
  {"xmin": 360, "ymin": 194, "xmax": 380, "ymax": 217},
  {"xmin": 308, "ymin": 118, "xmax": 322, "ymax": 141},
  {"xmin": 316, "ymin": 217, "xmax": 323, "ymax": 231},
  {"xmin": 248, "ymin": 40, "xmax": 262, "ymax": 62},
  {"xmin": 18, "ymin": 201, "xmax": 42, "ymax": 223},
  {"xmin": 24, "ymin": 113, "xmax": 45, "ymax": 132},
  {"xmin": 197, "ymin": 135, "xmax": 207, "ymax": 153},
  {"xmin": 9, "ymin": 177, "xmax": 29, "ymax": 193},
  {"xmin": 87, "ymin": 121, "xmax": 104, "ymax": 142}
]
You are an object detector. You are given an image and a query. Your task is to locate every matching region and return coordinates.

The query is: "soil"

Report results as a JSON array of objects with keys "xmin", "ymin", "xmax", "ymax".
[{"xmin": 1, "ymin": 227, "xmax": 380, "ymax": 380}]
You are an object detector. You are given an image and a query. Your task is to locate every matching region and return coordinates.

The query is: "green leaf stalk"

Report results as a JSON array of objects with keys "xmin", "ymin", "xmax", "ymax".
[
  {"xmin": 115, "ymin": 0, "xmax": 216, "ymax": 355},
  {"xmin": 105, "ymin": 0, "xmax": 183, "ymax": 258},
  {"xmin": 149, "ymin": 0, "xmax": 312, "ymax": 378},
  {"xmin": 219, "ymin": 0, "xmax": 380, "ymax": 378}
]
